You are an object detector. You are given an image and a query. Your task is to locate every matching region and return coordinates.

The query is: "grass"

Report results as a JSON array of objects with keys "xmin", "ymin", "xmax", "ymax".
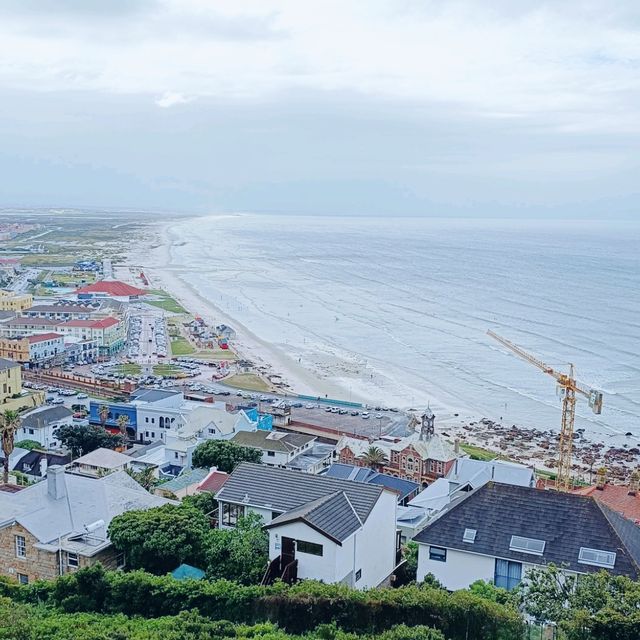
[
  {"xmin": 113, "ymin": 363, "xmax": 142, "ymax": 376},
  {"xmin": 224, "ymin": 373, "xmax": 270, "ymax": 392},
  {"xmin": 153, "ymin": 364, "xmax": 185, "ymax": 377},
  {"xmin": 20, "ymin": 254, "xmax": 79, "ymax": 267},
  {"xmin": 170, "ymin": 336, "xmax": 195, "ymax": 356},
  {"xmin": 192, "ymin": 349, "xmax": 237, "ymax": 361},
  {"xmin": 459, "ymin": 443, "xmax": 502, "ymax": 462},
  {"xmin": 146, "ymin": 289, "xmax": 187, "ymax": 314}
]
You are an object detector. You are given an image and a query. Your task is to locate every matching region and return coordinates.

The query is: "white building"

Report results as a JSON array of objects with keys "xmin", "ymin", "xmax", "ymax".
[
  {"xmin": 67, "ymin": 448, "xmax": 132, "ymax": 477},
  {"xmin": 230, "ymin": 430, "xmax": 317, "ymax": 468},
  {"xmin": 19, "ymin": 405, "xmax": 73, "ymax": 449},
  {"xmin": 216, "ymin": 462, "xmax": 400, "ymax": 589},
  {"xmin": 414, "ymin": 482, "xmax": 640, "ymax": 590}
]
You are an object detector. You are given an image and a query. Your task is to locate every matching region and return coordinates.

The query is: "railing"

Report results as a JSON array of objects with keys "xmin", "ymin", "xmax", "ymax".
[
  {"xmin": 260, "ymin": 557, "xmax": 281, "ymax": 586},
  {"xmin": 281, "ymin": 559, "xmax": 298, "ymax": 584}
]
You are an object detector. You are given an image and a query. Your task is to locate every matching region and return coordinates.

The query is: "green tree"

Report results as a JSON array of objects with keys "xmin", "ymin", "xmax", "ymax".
[
  {"xmin": 125, "ymin": 466, "xmax": 156, "ymax": 491},
  {"xmin": 394, "ymin": 541, "xmax": 419, "ymax": 586},
  {"xmin": 205, "ymin": 512, "xmax": 269, "ymax": 585},
  {"xmin": 192, "ymin": 439, "xmax": 261, "ymax": 473},
  {"xmin": 56, "ymin": 424, "xmax": 123, "ymax": 458},
  {"xmin": 116, "ymin": 414, "xmax": 130, "ymax": 440},
  {"xmin": 182, "ymin": 491, "xmax": 218, "ymax": 516},
  {"xmin": 14, "ymin": 439, "xmax": 41, "ymax": 451},
  {"xmin": 108, "ymin": 504, "xmax": 210, "ymax": 574},
  {"xmin": 468, "ymin": 580, "xmax": 519, "ymax": 607},
  {"xmin": 98, "ymin": 404, "xmax": 109, "ymax": 428},
  {"xmin": 1, "ymin": 410, "xmax": 21, "ymax": 484},
  {"xmin": 362, "ymin": 445, "xmax": 387, "ymax": 469}
]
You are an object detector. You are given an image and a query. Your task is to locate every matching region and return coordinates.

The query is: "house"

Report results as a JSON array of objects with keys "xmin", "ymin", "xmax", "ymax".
[
  {"xmin": 0, "ymin": 333, "xmax": 65, "ymax": 366},
  {"xmin": 11, "ymin": 450, "xmax": 71, "ymax": 481},
  {"xmin": 196, "ymin": 466, "xmax": 229, "ymax": 494},
  {"xmin": 0, "ymin": 358, "xmax": 21, "ymax": 405},
  {"xmin": 215, "ymin": 324, "xmax": 236, "ymax": 340},
  {"xmin": 67, "ymin": 448, "xmax": 132, "ymax": 477},
  {"xmin": 414, "ymin": 482, "xmax": 640, "ymax": 591},
  {"xmin": 216, "ymin": 462, "xmax": 399, "ymax": 589},
  {"xmin": 0, "ymin": 291, "xmax": 32, "ymax": 312},
  {"xmin": 336, "ymin": 411, "xmax": 460, "ymax": 485},
  {"xmin": 0, "ymin": 317, "xmax": 61, "ymax": 338},
  {"xmin": 153, "ymin": 467, "xmax": 209, "ymax": 499},
  {"xmin": 88, "ymin": 400, "xmax": 138, "ymax": 438},
  {"xmin": 18, "ymin": 405, "xmax": 73, "ymax": 449},
  {"xmin": 21, "ymin": 304, "xmax": 97, "ymax": 321},
  {"xmin": 63, "ymin": 336, "xmax": 99, "ymax": 363},
  {"xmin": 230, "ymin": 430, "xmax": 317, "ymax": 468},
  {"xmin": 56, "ymin": 317, "xmax": 125, "ymax": 356},
  {"xmin": 74, "ymin": 280, "xmax": 145, "ymax": 302},
  {"xmin": 324, "ymin": 463, "xmax": 420, "ymax": 505},
  {"xmin": 0, "ymin": 466, "xmax": 171, "ymax": 583},
  {"xmin": 572, "ymin": 479, "xmax": 640, "ymax": 525}
]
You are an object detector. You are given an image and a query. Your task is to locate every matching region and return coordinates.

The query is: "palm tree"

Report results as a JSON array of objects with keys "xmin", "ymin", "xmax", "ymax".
[
  {"xmin": 116, "ymin": 414, "xmax": 130, "ymax": 439},
  {"xmin": 98, "ymin": 404, "xmax": 109, "ymax": 429},
  {"xmin": 362, "ymin": 446, "xmax": 387, "ymax": 470},
  {"xmin": 1, "ymin": 410, "xmax": 21, "ymax": 484}
]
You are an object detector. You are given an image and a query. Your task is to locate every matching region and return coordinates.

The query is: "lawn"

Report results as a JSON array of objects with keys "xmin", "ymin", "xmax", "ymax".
[
  {"xmin": 113, "ymin": 363, "xmax": 142, "ymax": 376},
  {"xmin": 459, "ymin": 442, "xmax": 501, "ymax": 461},
  {"xmin": 170, "ymin": 336, "xmax": 195, "ymax": 356},
  {"xmin": 153, "ymin": 364, "xmax": 185, "ymax": 377},
  {"xmin": 146, "ymin": 289, "xmax": 187, "ymax": 314},
  {"xmin": 224, "ymin": 373, "xmax": 270, "ymax": 392}
]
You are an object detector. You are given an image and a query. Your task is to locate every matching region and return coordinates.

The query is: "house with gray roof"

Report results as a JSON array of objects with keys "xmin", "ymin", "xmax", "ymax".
[
  {"xmin": 216, "ymin": 462, "xmax": 399, "ymax": 589},
  {"xmin": 414, "ymin": 482, "xmax": 640, "ymax": 591},
  {"xmin": 230, "ymin": 430, "xmax": 318, "ymax": 469},
  {"xmin": 0, "ymin": 466, "xmax": 171, "ymax": 583},
  {"xmin": 18, "ymin": 405, "xmax": 73, "ymax": 450}
]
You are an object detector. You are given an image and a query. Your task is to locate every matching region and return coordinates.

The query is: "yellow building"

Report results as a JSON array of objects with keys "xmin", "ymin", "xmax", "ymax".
[
  {"xmin": 0, "ymin": 357, "xmax": 22, "ymax": 403},
  {"xmin": 0, "ymin": 337, "xmax": 30, "ymax": 363},
  {"xmin": 0, "ymin": 290, "xmax": 33, "ymax": 312}
]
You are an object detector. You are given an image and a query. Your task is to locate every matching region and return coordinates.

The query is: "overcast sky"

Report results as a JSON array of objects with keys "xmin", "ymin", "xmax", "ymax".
[{"xmin": 1, "ymin": 0, "xmax": 639, "ymax": 217}]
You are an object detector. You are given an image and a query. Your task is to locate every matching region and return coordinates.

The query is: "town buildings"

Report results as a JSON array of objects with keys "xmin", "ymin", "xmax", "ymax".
[
  {"xmin": 336, "ymin": 412, "xmax": 459, "ymax": 485},
  {"xmin": 0, "ymin": 291, "xmax": 32, "ymax": 312},
  {"xmin": 0, "ymin": 466, "xmax": 170, "ymax": 583},
  {"xmin": 414, "ymin": 482, "xmax": 640, "ymax": 590},
  {"xmin": 18, "ymin": 406, "xmax": 73, "ymax": 450},
  {"xmin": 216, "ymin": 462, "xmax": 399, "ymax": 589},
  {"xmin": 74, "ymin": 280, "xmax": 145, "ymax": 302},
  {"xmin": 56, "ymin": 317, "xmax": 125, "ymax": 356},
  {"xmin": 21, "ymin": 304, "xmax": 97, "ymax": 321},
  {"xmin": 0, "ymin": 333, "xmax": 65, "ymax": 366},
  {"xmin": 230, "ymin": 430, "xmax": 317, "ymax": 468}
]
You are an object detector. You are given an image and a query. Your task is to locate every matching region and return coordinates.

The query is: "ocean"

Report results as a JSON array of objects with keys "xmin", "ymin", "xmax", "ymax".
[{"xmin": 166, "ymin": 214, "xmax": 640, "ymax": 444}]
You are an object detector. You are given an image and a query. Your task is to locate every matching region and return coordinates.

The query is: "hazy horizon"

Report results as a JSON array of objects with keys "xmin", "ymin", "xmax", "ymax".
[{"xmin": 2, "ymin": 1, "xmax": 639, "ymax": 218}]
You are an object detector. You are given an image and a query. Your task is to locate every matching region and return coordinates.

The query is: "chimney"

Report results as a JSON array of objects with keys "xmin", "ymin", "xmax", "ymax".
[
  {"xmin": 209, "ymin": 466, "xmax": 218, "ymax": 474},
  {"xmin": 47, "ymin": 465, "xmax": 67, "ymax": 500},
  {"xmin": 629, "ymin": 470, "xmax": 640, "ymax": 496},
  {"xmin": 595, "ymin": 467, "xmax": 607, "ymax": 491},
  {"xmin": 454, "ymin": 438, "xmax": 460, "ymax": 454}
]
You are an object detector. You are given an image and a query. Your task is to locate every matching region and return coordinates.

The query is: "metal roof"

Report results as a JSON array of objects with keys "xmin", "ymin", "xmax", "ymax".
[
  {"xmin": 0, "ymin": 357, "xmax": 20, "ymax": 370},
  {"xmin": 230, "ymin": 430, "xmax": 314, "ymax": 452},
  {"xmin": 414, "ymin": 482, "xmax": 640, "ymax": 578},
  {"xmin": 325, "ymin": 463, "xmax": 419, "ymax": 501},
  {"xmin": 22, "ymin": 405, "xmax": 72, "ymax": 428},
  {"xmin": 216, "ymin": 462, "xmax": 384, "ymax": 524}
]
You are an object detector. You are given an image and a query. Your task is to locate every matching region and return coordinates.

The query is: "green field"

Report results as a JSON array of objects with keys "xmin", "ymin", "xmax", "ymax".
[
  {"xmin": 113, "ymin": 363, "xmax": 142, "ymax": 375},
  {"xmin": 459, "ymin": 442, "xmax": 503, "ymax": 461},
  {"xmin": 224, "ymin": 373, "xmax": 270, "ymax": 392},
  {"xmin": 153, "ymin": 364, "xmax": 185, "ymax": 377},
  {"xmin": 146, "ymin": 289, "xmax": 187, "ymax": 314},
  {"xmin": 170, "ymin": 336, "xmax": 195, "ymax": 355}
]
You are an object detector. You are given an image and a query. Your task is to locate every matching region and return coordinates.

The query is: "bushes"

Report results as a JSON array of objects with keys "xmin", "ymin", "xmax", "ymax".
[{"xmin": 8, "ymin": 566, "xmax": 523, "ymax": 640}]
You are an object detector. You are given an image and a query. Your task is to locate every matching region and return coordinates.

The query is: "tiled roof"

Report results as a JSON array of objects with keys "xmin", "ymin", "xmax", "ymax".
[
  {"xmin": 414, "ymin": 482, "xmax": 640, "ymax": 578},
  {"xmin": 216, "ymin": 462, "xmax": 384, "ymax": 523},
  {"xmin": 197, "ymin": 468, "xmax": 229, "ymax": 493},
  {"xmin": 60, "ymin": 317, "xmax": 119, "ymax": 329},
  {"xmin": 26, "ymin": 332, "xmax": 63, "ymax": 343},
  {"xmin": 265, "ymin": 491, "xmax": 362, "ymax": 543},
  {"xmin": 75, "ymin": 280, "xmax": 145, "ymax": 296},
  {"xmin": 574, "ymin": 484, "xmax": 640, "ymax": 524}
]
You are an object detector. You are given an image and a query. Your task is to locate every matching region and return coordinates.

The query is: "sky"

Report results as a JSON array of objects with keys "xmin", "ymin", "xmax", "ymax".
[{"xmin": 1, "ymin": 0, "xmax": 639, "ymax": 217}]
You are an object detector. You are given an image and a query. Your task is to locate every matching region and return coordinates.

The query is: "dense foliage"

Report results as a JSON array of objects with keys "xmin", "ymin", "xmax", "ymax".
[
  {"xmin": 108, "ymin": 503, "xmax": 269, "ymax": 583},
  {"xmin": 55, "ymin": 424, "xmax": 122, "ymax": 457},
  {"xmin": 0, "ymin": 565, "xmax": 523, "ymax": 640},
  {"xmin": 13, "ymin": 439, "xmax": 41, "ymax": 451},
  {"xmin": 192, "ymin": 439, "xmax": 262, "ymax": 473}
]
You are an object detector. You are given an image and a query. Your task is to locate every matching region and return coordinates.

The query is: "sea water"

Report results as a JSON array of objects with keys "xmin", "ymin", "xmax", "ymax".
[{"xmin": 167, "ymin": 214, "xmax": 640, "ymax": 444}]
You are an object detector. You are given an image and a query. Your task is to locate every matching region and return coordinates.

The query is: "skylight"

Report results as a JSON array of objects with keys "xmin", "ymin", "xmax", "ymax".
[
  {"xmin": 463, "ymin": 528, "xmax": 477, "ymax": 543},
  {"xmin": 509, "ymin": 535, "xmax": 545, "ymax": 556},
  {"xmin": 578, "ymin": 547, "xmax": 616, "ymax": 568}
]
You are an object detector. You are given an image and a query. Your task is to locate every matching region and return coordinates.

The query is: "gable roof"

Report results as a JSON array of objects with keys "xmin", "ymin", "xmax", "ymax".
[
  {"xmin": 22, "ymin": 405, "xmax": 73, "ymax": 428},
  {"xmin": 75, "ymin": 280, "xmax": 145, "ymax": 296},
  {"xmin": 12, "ymin": 451, "xmax": 71, "ymax": 477},
  {"xmin": 72, "ymin": 448, "xmax": 131, "ymax": 469},
  {"xmin": 414, "ymin": 482, "xmax": 640, "ymax": 578},
  {"xmin": 231, "ymin": 429, "xmax": 314, "ymax": 452},
  {"xmin": 216, "ymin": 462, "xmax": 384, "ymax": 524},
  {"xmin": 60, "ymin": 317, "xmax": 119, "ymax": 329},
  {"xmin": 573, "ymin": 484, "xmax": 640, "ymax": 524},
  {"xmin": 447, "ymin": 457, "xmax": 535, "ymax": 489},
  {"xmin": 325, "ymin": 463, "xmax": 419, "ymax": 502},
  {"xmin": 265, "ymin": 491, "xmax": 362, "ymax": 544},
  {"xmin": 0, "ymin": 358, "xmax": 19, "ymax": 371},
  {"xmin": 197, "ymin": 468, "xmax": 229, "ymax": 493}
]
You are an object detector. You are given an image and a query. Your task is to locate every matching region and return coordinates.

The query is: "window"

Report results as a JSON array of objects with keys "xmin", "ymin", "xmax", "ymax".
[
  {"xmin": 116, "ymin": 552, "xmax": 126, "ymax": 569},
  {"xmin": 28, "ymin": 428, "xmax": 34, "ymax": 435},
  {"xmin": 494, "ymin": 559, "xmax": 522, "ymax": 590},
  {"xmin": 15, "ymin": 535, "xmax": 26, "ymax": 558},
  {"xmin": 208, "ymin": 428, "xmax": 215, "ymax": 434},
  {"xmin": 463, "ymin": 528, "xmax": 477, "ymax": 543},
  {"xmin": 267, "ymin": 451, "xmax": 275, "ymax": 457},
  {"xmin": 578, "ymin": 547, "xmax": 616, "ymax": 568},
  {"xmin": 17, "ymin": 573, "xmax": 28, "ymax": 585},
  {"xmin": 429, "ymin": 546, "xmax": 447, "ymax": 562},
  {"xmin": 67, "ymin": 552, "xmax": 79, "ymax": 568},
  {"xmin": 296, "ymin": 540, "xmax": 323, "ymax": 556},
  {"xmin": 510, "ymin": 535, "xmax": 545, "ymax": 556},
  {"xmin": 221, "ymin": 503, "xmax": 245, "ymax": 527},
  {"xmin": 355, "ymin": 569, "xmax": 362, "ymax": 582},
  {"xmin": 145, "ymin": 417, "xmax": 149, "ymax": 423}
]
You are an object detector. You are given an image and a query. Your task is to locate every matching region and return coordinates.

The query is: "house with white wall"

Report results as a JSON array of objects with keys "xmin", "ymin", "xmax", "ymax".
[
  {"xmin": 19, "ymin": 405, "xmax": 73, "ymax": 449},
  {"xmin": 216, "ymin": 462, "xmax": 399, "ymax": 589},
  {"xmin": 414, "ymin": 482, "xmax": 640, "ymax": 591},
  {"xmin": 230, "ymin": 430, "xmax": 317, "ymax": 468}
]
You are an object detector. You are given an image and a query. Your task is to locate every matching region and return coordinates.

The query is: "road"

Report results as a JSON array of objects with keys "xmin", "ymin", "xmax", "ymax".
[{"xmin": 8, "ymin": 268, "xmax": 39, "ymax": 292}]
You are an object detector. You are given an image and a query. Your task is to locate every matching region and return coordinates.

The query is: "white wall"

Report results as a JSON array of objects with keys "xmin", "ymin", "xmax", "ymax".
[
  {"xmin": 268, "ymin": 520, "xmax": 339, "ymax": 584},
  {"xmin": 20, "ymin": 415, "xmax": 73, "ymax": 449}
]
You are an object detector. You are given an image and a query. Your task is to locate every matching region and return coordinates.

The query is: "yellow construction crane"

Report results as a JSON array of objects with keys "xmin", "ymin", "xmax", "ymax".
[{"xmin": 487, "ymin": 330, "xmax": 603, "ymax": 492}]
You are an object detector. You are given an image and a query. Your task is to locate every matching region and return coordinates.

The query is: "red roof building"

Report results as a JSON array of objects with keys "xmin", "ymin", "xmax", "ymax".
[
  {"xmin": 75, "ymin": 280, "xmax": 145, "ymax": 299},
  {"xmin": 573, "ymin": 484, "xmax": 640, "ymax": 524},
  {"xmin": 61, "ymin": 317, "xmax": 120, "ymax": 329},
  {"xmin": 26, "ymin": 332, "xmax": 64, "ymax": 343},
  {"xmin": 197, "ymin": 467, "xmax": 229, "ymax": 494}
]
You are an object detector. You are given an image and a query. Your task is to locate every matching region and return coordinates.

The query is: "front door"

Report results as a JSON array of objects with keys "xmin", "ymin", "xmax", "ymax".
[{"xmin": 281, "ymin": 536, "xmax": 296, "ymax": 568}]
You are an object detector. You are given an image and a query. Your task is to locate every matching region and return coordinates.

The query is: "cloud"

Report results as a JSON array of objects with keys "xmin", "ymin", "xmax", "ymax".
[{"xmin": 155, "ymin": 91, "xmax": 191, "ymax": 108}]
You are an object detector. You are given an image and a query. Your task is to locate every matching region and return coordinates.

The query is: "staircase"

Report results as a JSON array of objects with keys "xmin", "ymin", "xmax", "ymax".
[{"xmin": 261, "ymin": 555, "xmax": 298, "ymax": 586}]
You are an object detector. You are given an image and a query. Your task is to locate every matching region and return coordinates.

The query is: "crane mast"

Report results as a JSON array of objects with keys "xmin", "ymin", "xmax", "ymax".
[{"xmin": 487, "ymin": 330, "xmax": 603, "ymax": 491}]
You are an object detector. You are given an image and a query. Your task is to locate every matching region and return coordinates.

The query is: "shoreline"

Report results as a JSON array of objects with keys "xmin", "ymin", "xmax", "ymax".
[{"xmin": 118, "ymin": 217, "xmax": 638, "ymax": 483}]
